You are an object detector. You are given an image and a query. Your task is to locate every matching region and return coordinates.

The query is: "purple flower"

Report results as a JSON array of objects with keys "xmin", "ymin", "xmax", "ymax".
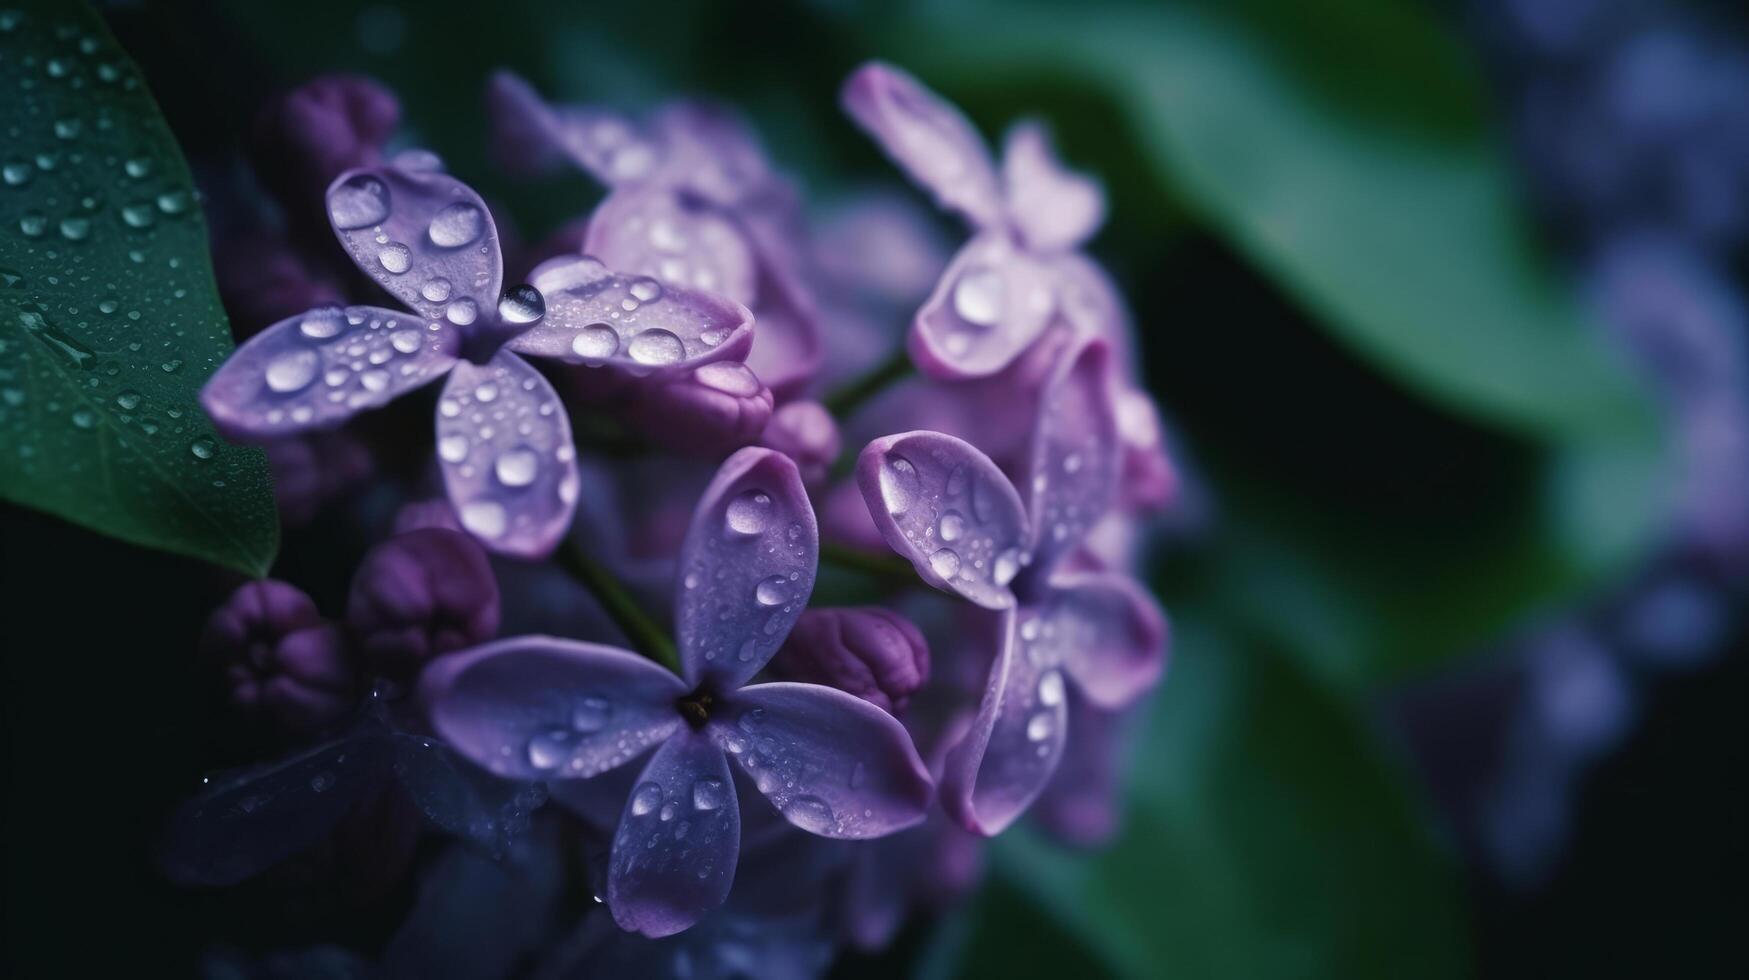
[
  {"xmin": 488, "ymin": 72, "xmax": 823, "ymax": 396},
  {"xmin": 770, "ymin": 607, "xmax": 930, "ymax": 714},
  {"xmin": 760, "ymin": 400, "xmax": 841, "ymax": 487},
  {"xmin": 346, "ymin": 528, "xmax": 502, "ymax": 683},
  {"xmin": 856, "ymin": 340, "xmax": 1168, "ymax": 834},
  {"xmin": 200, "ymin": 580, "xmax": 357, "ymax": 736},
  {"xmin": 623, "ymin": 361, "xmax": 775, "ymax": 457},
  {"xmin": 199, "ymin": 162, "xmax": 754, "ymax": 558},
  {"xmin": 420, "ymin": 448, "xmax": 933, "ymax": 936},
  {"xmin": 251, "ymin": 75, "xmax": 399, "ymax": 242}
]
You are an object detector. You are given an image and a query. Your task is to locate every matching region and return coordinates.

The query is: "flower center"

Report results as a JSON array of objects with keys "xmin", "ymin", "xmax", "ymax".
[{"xmin": 677, "ymin": 689, "xmax": 714, "ymax": 730}]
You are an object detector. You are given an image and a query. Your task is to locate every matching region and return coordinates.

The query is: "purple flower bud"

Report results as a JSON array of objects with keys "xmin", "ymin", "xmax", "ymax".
[
  {"xmin": 772, "ymin": 608, "xmax": 931, "ymax": 714},
  {"xmin": 391, "ymin": 499, "xmax": 464, "ymax": 535},
  {"xmin": 252, "ymin": 74, "xmax": 399, "ymax": 216},
  {"xmin": 201, "ymin": 580, "xmax": 356, "ymax": 735},
  {"xmin": 346, "ymin": 529, "xmax": 501, "ymax": 682},
  {"xmin": 761, "ymin": 400, "xmax": 841, "ymax": 486},
  {"xmin": 624, "ymin": 361, "xmax": 774, "ymax": 456}
]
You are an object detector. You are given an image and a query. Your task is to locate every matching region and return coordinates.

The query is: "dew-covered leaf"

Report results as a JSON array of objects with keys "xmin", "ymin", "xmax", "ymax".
[{"xmin": 0, "ymin": 1, "xmax": 276, "ymax": 576}]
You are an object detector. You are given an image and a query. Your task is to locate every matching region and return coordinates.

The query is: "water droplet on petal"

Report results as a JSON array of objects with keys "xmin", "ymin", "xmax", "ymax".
[
  {"xmin": 571, "ymin": 323, "xmax": 619, "ymax": 362},
  {"xmin": 755, "ymin": 575, "xmax": 792, "ymax": 606},
  {"xmin": 190, "ymin": 437, "xmax": 215, "ymax": 460},
  {"xmin": 329, "ymin": 175, "xmax": 390, "ymax": 229},
  {"xmin": 446, "ymin": 298, "xmax": 478, "ymax": 326},
  {"xmin": 628, "ymin": 277, "xmax": 662, "ymax": 302},
  {"xmin": 953, "ymin": 266, "xmax": 1004, "ymax": 326},
  {"xmin": 785, "ymin": 795, "xmax": 835, "ymax": 834},
  {"xmin": 724, "ymin": 489, "xmax": 772, "ymax": 536},
  {"xmin": 494, "ymin": 446, "xmax": 539, "ymax": 487},
  {"xmin": 377, "ymin": 242, "xmax": 411, "ymax": 274},
  {"xmin": 427, "ymin": 201, "xmax": 484, "ymax": 247},
  {"xmin": 1038, "ymin": 670, "xmax": 1065, "ymax": 707},
  {"xmin": 497, "ymin": 283, "xmax": 545, "ymax": 324},
  {"xmin": 1026, "ymin": 713, "xmax": 1054, "ymax": 743},
  {"xmin": 993, "ymin": 548, "xmax": 1024, "ymax": 587},
  {"xmin": 300, "ymin": 309, "xmax": 345, "ymax": 339},
  {"xmin": 265, "ymin": 349, "xmax": 319, "ymax": 394},
  {"xmin": 627, "ymin": 328, "xmax": 684, "ymax": 365},
  {"xmin": 630, "ymin": 782, "xmax": 663, "ymax": 817},
  {"xmin": 391, "ymin": 329, "xmax": 423, "ymax": 353},
  {"xmin": 114, "ymin": 390, "xmax": 140, "ymax": 411},
  {"xmin": 421, "ymin": 277, "xmax": 452, "ymax": 302},
  {"xmin": 571, "ymin": 697, "xmax": 612, "ymax": 733},
  {"xmin": 880, "ymin": 456, "xmax": 919, "ymax": 515},
  {"xmin": 938, "ymin": 510, "xmax": 965, "ymax": 542},
  {"xmin": 692, "ymin": 778, "xmax": 726, "ymax": 811},
  {"xmin": 527, "ymin": 728, "xmax": 574, "ymax": 769},
  {"xmin": 929, "ymin": 548, "xmax": 961, "ymax": 580},
  {"xmin": 460, "ymin": 501, "xmax": 507, "ymax": 538},
  {"xmin": 438, "ymin": 434, "xmax": 469, "ymax": 463}
]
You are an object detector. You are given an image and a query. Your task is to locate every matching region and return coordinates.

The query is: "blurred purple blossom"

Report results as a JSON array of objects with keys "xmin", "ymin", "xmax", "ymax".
[
  {"xmin": 201, "ymin": 580, "xmax": 357, "ymax": 737},
  {"xmin": 346, "ymin": 528, "xmax": 502, "ymax": 684}
]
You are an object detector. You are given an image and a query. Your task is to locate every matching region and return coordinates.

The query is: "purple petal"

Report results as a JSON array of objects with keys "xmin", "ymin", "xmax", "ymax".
[
  {"xmin": 486, "ymin": 71, "xmax": 661, "ymax": 186},
  {"xmin": 200, "ymin": 305, "xmax": 459, "ymax": 442},
  {"xmin": 651, "ymin": 100, "xmax": 775, "ymax": 205},
  {"xmin": 941, "ymin": 607, "xmax": 1067, "ymax": 836},
  {"xmin": 911, "ymin": 234, "xmax": 1058, "ymax": 379},
  {"xmin": 1036, "ymin": 571, "xmax": 1167, "ymax": 710},
  {"xmin": 711, "ymin": 682, "xmax": 932, "ymax": 838},
  {"xmin": 1032, "ymin": 690, "xmax": 1129, "ymax": 847},
  {"xmin": 1025, "ymin": 340, "xmax": 1120, "ymax": 573},
  {"xmin": 584, "ymin": 186, "xmax": 759, "ymax": 305},
  {"xmin": 673, "ymin": 447, "xmax": 817, "ymax": 690},
  {"xmin": 841, "ymin": 62, "xmax": 1003, "ymax": 229},
  {"xmin": 435, "ymin": 351, "xmax": 579, "ymax": 559},
  {"xmin": 855, "ymin": 431, "xmax": 1029, "ymax": 610},
  {"xmin": 769, "ymin": 607, "xmax": 929, "ymax": 714},
  {"xmin": 623, "ymin": 361, "xmax": 775, "ymax": 457},
  {"xmin": 739, "ymin": 207, "xmax": 826, "ymax": 397},
  {"xmin": 420, "ymin": 636, "xmax": 686, "ymax": 781},
  {"xmin": 508, "ymin": 256, "xmax": 753, "ymax": 372},
  {"xmin": 607, "ymin": 731, "xmax": 739, "ymax": 938},
  {"xmin": 1000, "ymin": 121, "xmax": 1105, "ymax": 253},
  {"xmin": 326, "ymin": 166, "xmax": 503, "ymax": 327}
]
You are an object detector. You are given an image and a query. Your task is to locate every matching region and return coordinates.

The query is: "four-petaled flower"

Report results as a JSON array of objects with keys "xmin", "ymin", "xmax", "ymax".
[
  {"xmin": 421, "ymin": 447, "xmax": 934, "ymax": 936},
  {"xmin": 200, "ymin": 163, "xmax": 755, "ymax": 557},
  {"xmin": 856, "ymin": 339, "xmax": 1168, "ymax": 834}
]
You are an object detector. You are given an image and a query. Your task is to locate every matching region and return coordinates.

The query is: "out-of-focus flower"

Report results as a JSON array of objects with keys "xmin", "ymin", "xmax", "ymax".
[
  {"xmin": 200, "ymin": 580, "xmax": 357, "ymax": 736},
  {"xmin": 422, "ymin": 448, "xmax": 932, "ymax": 937},
  {"xmin": 200, "ymin": 159, "xmax": 754, "ymax": 558},
  {"xmin": 265, "ymin": 428, "xmax": 375, "ymax": 528},
  {"xmin": 251, "ymin": 75, "xmax": 400, "ymax": 247},
  {"xmin": 346, "ymin": 528, "xmax": 501, "ymax": 684},
  {"xmin": 770, "ymin": 607, "xmax": 930, "ymax": 714},
  {"xmin": 857, "ymin": 340, "xmax": 1168, "ymax": 834},
  {"xmin": 624, "ymin": 361, "xmax": 774, "ymax": 457},
  {"xmin": 760, "ymin": 400, "xmax": 840, "ymax": 487},
  {"xmin": 489, "ymin": 73, "xmax": 824, "ymax": 396}
]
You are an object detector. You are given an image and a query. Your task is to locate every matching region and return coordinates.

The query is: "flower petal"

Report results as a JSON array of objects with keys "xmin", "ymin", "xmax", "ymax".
[
  {"xmin": 910, "ymin": 234, "xmax": 1058, "ymax": 379},
  {"xmin": 435, "ymin": 351, "xmax": 579, "ymax": 559},
  {"xmin": 1036, "ymin": 571, "xmax": 1167, "ymax": 710},
  {"xmin": 486, "ymin": 71, "xmax": 661, "ymax": 186},
  {"xmin": 1031, "ymin": 689, "xmax": 1130, "ymax": 846},
  {"xmin": 160, "ymin": 733, "xmax": 389, "ymax": 886},
  {"xmin": 507, "ymin": 256, "xmax": 753, "ymax": 372},
  {"xmin": 1000, "ymin": 121, "xmax": 1105, "ymax": 253},
  {"xmin": 326, "ymin": 166, "xmax": 503, "ymax": 327},
  {"xmin": 855, "ymin": 431, "xmax": 1029, "ymax": 610},
  {"xmin": 421, "ymin": 636, "xmax": 686, "ymax": 782},
  {"xmin": 711, "ymin": 682, "xmax": 932, "ymax": 839},
  {"xmin": 739, "ymin": 207, "xmax": 826, "ymax": 397},
  {"xmin": 584, "ymin": 186, "xmax": 759, "ymax": 305},
  {"xmin": 651, "ymin": 100, "xmax": 775, "ymax": 205},
  {"xmin": 674, "ymin": 447, "xmax": 817, "ymax": 690},
  {"xmin": 607, "ymin": 731, "xmax": 739, "ymax": 938},
  {"xmin": 1025, "ymin": 339, "xmax": 1121, "ymax": 573},
  {"xmin": 942, "ymin": 607, "xmax": 1068, "ymax": 835},
  {"xmin": 841, "ymin": 62, "xmax": 1003, "ymax": 229},
  {"xmin": 387, "ymin": 732, "xmax": 541, "ymax": 855},
  {"xmin": 200, "ymin": 304, "xmax": 459, "ymax": 442}
]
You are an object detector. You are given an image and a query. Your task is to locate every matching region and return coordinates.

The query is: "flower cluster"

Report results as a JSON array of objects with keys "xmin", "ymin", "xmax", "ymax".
[{"xmin": 173, "ymin": 60, "xmax": 1176, "ymax": 970}]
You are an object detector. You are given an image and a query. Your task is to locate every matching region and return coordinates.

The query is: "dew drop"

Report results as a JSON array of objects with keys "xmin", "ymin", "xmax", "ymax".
[
  {"xmin": 1026, "ymin": 713, "xmax": 1054, "ymax": 743},
  {"xmin": 114, "ymin": 390, "xmax": 140, "ymax": 411},
  {"xmin": 928, "ymin": 548, "xmax": 961, "ymax": 580},
  {"xmin": 390, "ymin": 329, "xmax": 423, "ymax": 353},
  {"xmin": 494, "ymin": 446, "xmax": 539, "ymax": 487},
  {"xmin": 190, "ymin": 437, "xmax": 215, "ymax": 460},
  {"xmin": 755, "ymin": 575, "xmax": 792, "ymax": 607},
  {"xmin": 438, "ymin": 434, "xmax": 468, "ymax": 463},
  {"xmin": 526, "ymin": 728, "xmax": 573, "ymax": 769},
  {"xmin": 630, "ymin": 782, "xmax": 663, "ymax": 817},
  {"xmin": 879, "ymin": 456, "xmax": 919, "ymax": 515},
  {"xmin": 993, "ymin": 548, "xmax": 1024, "ymax": 587},
  {"xmin": 1038, "ymin": 670, "xmax": 1065, "ymax": 708},
  {"xmin": 571, "ymin": 323, "xmax": 619, "ymax": 362},
  {"xmin": 571, "ymin": 697, "xmax": 612, "ymax": 733},
  {"xmin": 460, "ymin": 500, "xmax": 507, "ymax": 538},
  {"xmin": 329, "ymin": 175, "xmax": 390, "ymax": 229},
  {"xmin": 121, "ymin": 203, "xmax": 154, "ymax": 228},
  {"xmin": 300, "ymin": 309, "xmax": 345, "ymax": 339},
  {"xmin": 446, "ymin": 299, "xmax": 478, "ymax": 326},
  {"xmin": 421, "ymin": 277, "xmax": 452, "ymax": 303},
  {"xmin": 953, "ymin": 266, "xmax": 1004, "ymax": 326},
  {"xmin": 785, "ymin": 796, "xmax": 835, "ymax": 834},
  {"xmin": 427, "ymin": 201, "xmax": 484, "ymax": 247},
  {"xmin": 724, "ymin": 489, "xmax": 772, "ymax": 536},
  {"xmin": 938, "ymin": 509, "xmax": 965, "ymax": 542},
  {"xmin": 265, "ymin": 349, "xmax": 319, "ymax": 393},
  {"xmin": 628, "ymin": 277, "xmax": 662, "ymax": 302},
  {"xmin": 378, "ymin": 241, "xmax": 411, "ymax": 274},
  {"xmin": 692, "ymin": 778, "xmax": 726, "ymax": 811},
  {"xmin": 627, "ymin": 328, "xmax": 684, "ymax": 365},
  {"xmin": 497, "ymin": 283, "xmax": 545, "ymax": 324}
]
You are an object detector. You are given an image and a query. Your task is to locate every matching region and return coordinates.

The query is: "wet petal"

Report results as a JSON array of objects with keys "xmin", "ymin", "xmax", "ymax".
[
  {"xmin": 200, "ymin": 304, "xmax": 459, "ymax": 442},
  {"xmin": 674, "ymin": 447, "xmax": 818, "ymax": 690},
  {"xmin": 841, "ymin": 62, "xmax": 1003, "ymax": 228},
  {"xmin": 607, "ymin": 731, "xmax": 739, "ymax": 938},
  {"xmin": 652, "ymin": 100, "xmax": 775, "ymax": 204},
  {"xmin": 711, "ymin": 682, "xmax": 932, "ymax": 839},
  {"xmin": 1035, "ymin": 571, "xmax": 1168, "ymax": 710},
  {"xmin": 387, "ymin": 732, "xmax": 542, "ymax": 855},
  {"xmin": 421, "ymin": 637, "xmax": 686, "ymax": 781},
  {"xmin": 584, "ymin": 186, "xmax": 758, "ymax": 305},
  {"xmin": 1025, "ymin": 340, "xmax": 1120, "ymax": 573},
  {"xmin": 941, "ymin": 607, "xmax": 1067, "ymax": 836},
  {"xmin": 623, "ymin": 361, "xmax": 774, "ymax": 457},
  {"xmin": 855, "ymin": 431, "xmax": 1029, "ymax": 610},
  {"xmin": 740, "ymin": 207, "xmax": 826, "ymax": 397},
  {"xmin": 486, "ymin": 71, "xmax": 661, "ymax": 186},
  {"xmin": 1032, "ymin": 689, "xmax": 1130, "ymax": 847},
  {"xmin": 508, "ymin": 256, "xmax": 753, "ymax": 373},
  {"xmin": 911, "ymin": 234, "xmax": 1058, "ymax": 379},
  {"xmin": 435, "ymin": 351, "xmax": 580, "ymax": 559},
  {"xmin": 160, "ymin": 733, "xmax": 389, "ymax": 886},
  {"xmin": 326, "ymin": 166, "xmax": 503, "ymax": 326},
  {"xmin": 1000, "ymin": 121, "xmax": 1105, "ymax": 253}
]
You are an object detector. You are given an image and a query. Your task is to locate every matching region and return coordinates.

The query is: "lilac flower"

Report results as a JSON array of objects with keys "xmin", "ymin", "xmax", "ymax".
[
  {"xmin": 622, "ymin": 361, "xmax": 775, "ymax": 457},
  {"xmin": 856, "ymin": 340, "xmax": 1168, "ymax": 834},
  {"xmin": 760, "ymin": 400, "xmax": 840, "ymax": 487},
  {"xmin": 488, "ymin": 72, "xmax": 823, "ymax": 396},
  {"xmin": 770, "ymin": 607, "xmax": 930, "ymax": 714},
  {"xmin": 200, "ymin": 163, "xmax": 754, "ymax": 558},
  {"xmin": 421, "ymin": 448, "xmax": 933, "ymax": 936},
  {"xmin": 201, "ymin": 580, "xmax": 357, "ymax": 736},
  {"xmin": 346, "ymin": 528, "xmax": 502, "ymax": 683}
]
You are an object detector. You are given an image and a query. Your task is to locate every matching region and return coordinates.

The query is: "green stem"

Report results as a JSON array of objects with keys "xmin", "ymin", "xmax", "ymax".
[
  {"xmin": 823, "ymin": 346, "xmax": 913, "ymax": 418},
  {"xmin": 556, "ymin": 539, "xmax": 682, "ymax": 674},
  {"xmin": 820, "ymin": 542, "xmax": 917, "ymax": 585}
]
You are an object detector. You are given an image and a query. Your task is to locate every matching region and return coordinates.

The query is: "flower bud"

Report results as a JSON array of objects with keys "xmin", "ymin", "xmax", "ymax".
[
  {"xmin": 346, "ymin": 529, "xmax": 500, "ymax": 683},
  {"xmin": 771, "ymin": 607, "xmax": 930, "ymax": 713},
  {"xmin": 252, "ymin": 74, "xmax": 399, "ymax": 216},
  {"xmin": 624, "ymin": 361, "xmax": 774, "ymax": 456},
  {"xmin": 200, "ymin": 580, "xmax": 356, "ymax": 735},
  {"xmin": 760, "ymin": 400, "xmax": 841, "ymax": 486}
]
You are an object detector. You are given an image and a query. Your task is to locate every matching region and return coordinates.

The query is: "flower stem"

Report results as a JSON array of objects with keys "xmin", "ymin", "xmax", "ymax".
[
  {"xmin": 556, "ymin": 540, "xmax": 682, "ymax": 674},
  {"xmin": 823, "ymin": 346, "xmax": 913, "ymax": 419}
]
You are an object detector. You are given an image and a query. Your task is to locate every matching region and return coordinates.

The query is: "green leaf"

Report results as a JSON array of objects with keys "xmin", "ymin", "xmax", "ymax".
[
  {"xmin": 0, "ymin": 1, "xmax": 277, "ymax": 576},
  {"xmin": 898, "ymin": 0, "xmax": 1654, "ymax": 442},
  {"xmin": 973, "ymin": 617, "xmax": 1471, "ymax": 979}
]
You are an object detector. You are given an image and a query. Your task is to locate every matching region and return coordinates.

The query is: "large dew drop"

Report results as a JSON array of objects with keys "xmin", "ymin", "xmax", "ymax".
[
  {"xmin": 929, "ymin": 548, "xmax": 962, "ymax": 580},
  {"xmin": 630, "ymin": 782, "xmax": 663, "ymax": 817},
  {"xmin": 427, "ymin": 201, "xmax": 484, "ymax": 248},
  {"xmin": 571, "ymin": 697, "xmax": 612, "ymax": 733},
  {"xmin": 724, "ymin": 489, "xmax": 772, "ymax": 537},
  {"xmin": 265, "ymin": 349, "xmax": 319, "ymax": 394},
  {"xmin": 378, "ymin": 242, "xmax": 412, "ymax": 274},
  {"xmin": 571, "ymin": 323, "xmax": 619, "ymax": 361},
  {"xmin": 692, "ymin": 778, "xmax": 726, "ymax": 812},
  {"xmin": 494, "ymin": 446, "xmax": 539, "ymax": 488},
  {"xmin": 329, "ymin": 175, "xmax": 390, "ymax": 230},
  {"xmin": 880, "ymin": 456, "xmax": 920, "ymax": 515},
  {"xmin": 460, "ymin": 501, "xmax": 507, "ymax": 538},
  {"xmin": 953, "ymin": 266, "xmax": 1004, "ymax": 326},
  {"xmin": 754, "ymin": 575, "xmax": 792, "ymax": 607},
  {"xmin": 526, "ymin": 728, "xmax": 574, "ymax": 770},
  {"xmin": 497, "ymin": 284, "xmax": 545, "ymax": 324},
  {"xmin": 627, "ymin": 328, "xmax": 684, "ymax": 366},
  {"xmin": 785, "ymin": 795, "xmax": 836, "ymax": 834}
]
